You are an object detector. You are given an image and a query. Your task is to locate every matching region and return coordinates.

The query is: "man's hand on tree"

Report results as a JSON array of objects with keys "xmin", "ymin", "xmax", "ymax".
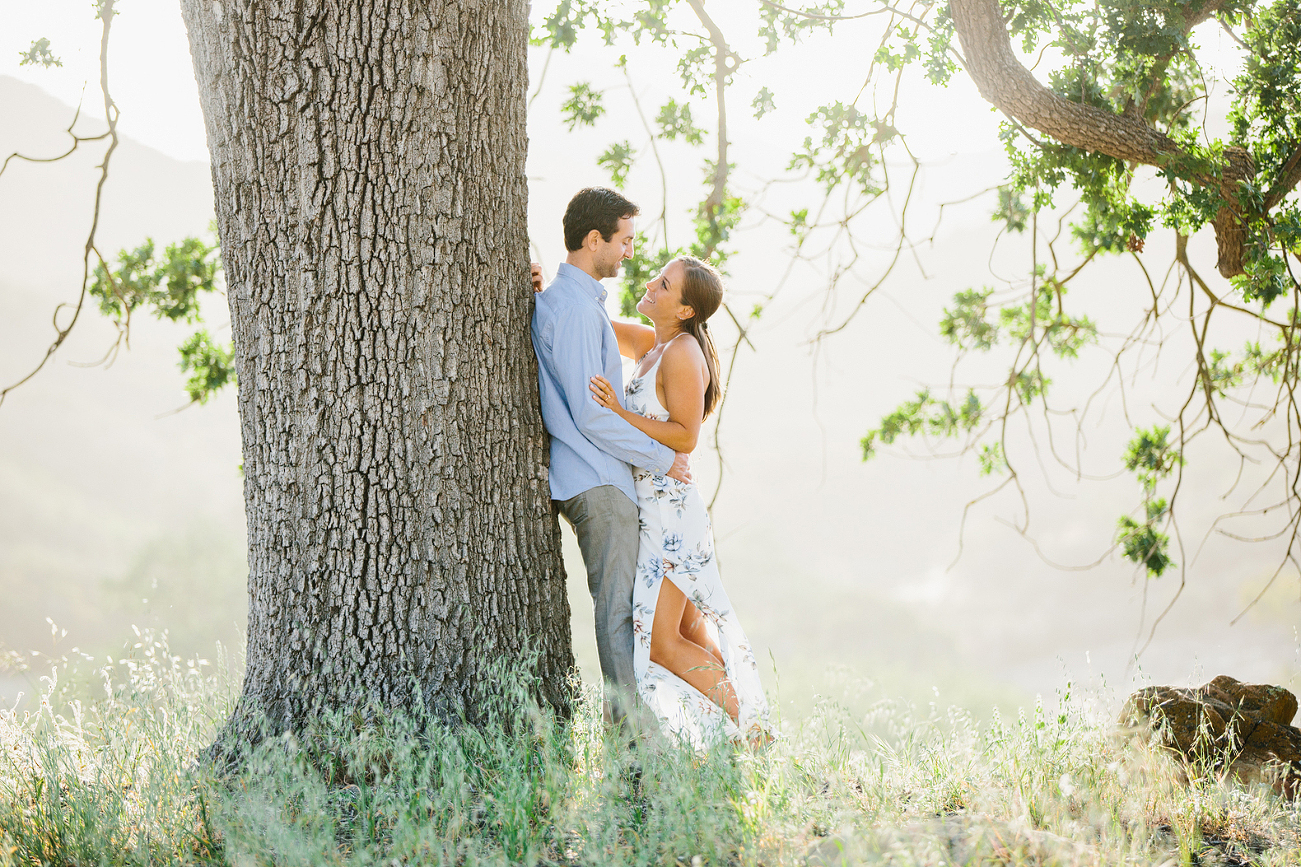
[{"xmin": 531, "ymin": 262, "xmax": 543, "ymax": 293}]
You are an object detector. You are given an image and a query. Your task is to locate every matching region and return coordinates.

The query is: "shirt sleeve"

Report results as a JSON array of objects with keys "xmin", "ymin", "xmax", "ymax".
[{"xmin": 546, "ymin": 306, "xmax": 676, "ymax": 474}]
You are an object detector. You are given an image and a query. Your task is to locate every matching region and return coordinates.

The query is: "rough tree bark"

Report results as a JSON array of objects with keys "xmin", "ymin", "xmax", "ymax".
[
  {"xmin": 949, "ymin": 0, "xmax": 1261, "ymax": 278},
  {"xmin": 178, "ymin": 0, "xmax": 572, "ymax": 746}
]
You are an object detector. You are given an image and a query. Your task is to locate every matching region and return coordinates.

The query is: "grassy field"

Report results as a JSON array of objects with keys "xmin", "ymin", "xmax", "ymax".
[{"xmin": 1, "ymin": 631, "xmax": 1298, "ymax": 866}]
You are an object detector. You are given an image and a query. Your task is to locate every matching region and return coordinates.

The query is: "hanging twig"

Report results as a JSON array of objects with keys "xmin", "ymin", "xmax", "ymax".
[{"xmin": 1, "ymin": 0, "xmax": 121, "ymax": 410}]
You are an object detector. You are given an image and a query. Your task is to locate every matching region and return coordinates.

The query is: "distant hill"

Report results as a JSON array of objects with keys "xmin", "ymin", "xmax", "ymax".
[{"xmin": 0, "ymin": 74, "xmax": 244, "ymax": 672}]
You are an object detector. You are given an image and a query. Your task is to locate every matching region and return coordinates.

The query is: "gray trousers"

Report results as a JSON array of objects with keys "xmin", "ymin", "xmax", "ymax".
[{"xmin": 558, "ymin": 485, "xmax": 639, "ymax": 725}]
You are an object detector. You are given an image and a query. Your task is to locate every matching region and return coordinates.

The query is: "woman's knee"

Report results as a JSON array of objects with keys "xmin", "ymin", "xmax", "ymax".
[
  {"xmin": 680, "ymin": 613, "xmax": 709, "ymax": 647},
  {"xmin": 649, "ymin": 630, "xmax": 688, "ymax": 668}
]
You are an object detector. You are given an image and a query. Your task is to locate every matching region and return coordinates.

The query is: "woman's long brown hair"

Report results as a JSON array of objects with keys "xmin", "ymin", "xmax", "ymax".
[{"xmin": 676, "ymin": 256, "xmax": 724, "ymax": 419}]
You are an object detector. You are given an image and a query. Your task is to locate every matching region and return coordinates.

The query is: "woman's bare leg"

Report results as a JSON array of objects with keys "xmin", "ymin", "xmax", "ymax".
[
  {"xmin": 650, "ymin": 577, "xmax": 739, "ymax": 723},
  {"xmin": 679, "ymin": 600, "xmax": 725, "ymax": 668}
]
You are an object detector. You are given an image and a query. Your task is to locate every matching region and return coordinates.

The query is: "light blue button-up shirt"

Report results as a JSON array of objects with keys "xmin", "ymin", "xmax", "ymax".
[{"xmin": 532, "ymin": 263, "xmax": 675, "ymax": 504}]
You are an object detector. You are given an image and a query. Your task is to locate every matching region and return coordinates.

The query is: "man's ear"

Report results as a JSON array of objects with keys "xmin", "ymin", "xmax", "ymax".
[{"xmin": 585, "ymin": 228, "xmax": 603, "ymax": 251}]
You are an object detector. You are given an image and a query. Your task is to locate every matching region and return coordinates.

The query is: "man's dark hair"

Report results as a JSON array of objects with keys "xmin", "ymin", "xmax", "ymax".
[{"xmin": 563, "ymin": 187, "xmax": 640, "ymax": 252}]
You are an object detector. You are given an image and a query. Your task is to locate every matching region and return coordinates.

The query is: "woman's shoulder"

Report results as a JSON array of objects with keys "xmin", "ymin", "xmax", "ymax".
[
  {"xmin": 666, "ymin": 331, "xmax": 705, "ymax": 356},
  {"xmin": 659, "ymin": 332, "xmax": 706, "ymax": 371}
]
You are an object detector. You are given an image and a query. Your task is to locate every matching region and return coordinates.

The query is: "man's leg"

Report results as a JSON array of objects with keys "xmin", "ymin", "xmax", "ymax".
[{"xmin": 558, "ymin": 485, "xmax": 640, "ymax": 725}]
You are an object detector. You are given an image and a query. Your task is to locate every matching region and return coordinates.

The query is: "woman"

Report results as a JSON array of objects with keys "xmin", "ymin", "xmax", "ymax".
[{"xmin": 589, "ymin": 255, "xmax": 773, "ymax": 748}]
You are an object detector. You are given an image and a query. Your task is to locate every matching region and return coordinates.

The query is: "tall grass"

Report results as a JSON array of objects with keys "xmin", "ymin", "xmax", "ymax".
[{"xmin": 2, "ymin": 631, "xmax": 1298, "ymax": 865}]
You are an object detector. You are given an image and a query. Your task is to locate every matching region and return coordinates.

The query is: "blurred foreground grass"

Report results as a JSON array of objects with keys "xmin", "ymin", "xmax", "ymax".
[{"xmin": 1, "ymin": 631, "xmax": 1298, "ymax": 866}]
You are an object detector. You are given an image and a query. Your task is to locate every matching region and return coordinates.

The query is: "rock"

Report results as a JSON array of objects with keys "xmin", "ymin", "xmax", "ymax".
[
  {"xmin": 1120, "ymin": 675, "xmax": 1301, "ymax": 798},
  {"xmin": 1238, "ymin": 720, "xmax": 1301, "ymax": 798},
  {"xmin": 1204, "ymin": 675, "xmax": 1297, "ymax": 727}
]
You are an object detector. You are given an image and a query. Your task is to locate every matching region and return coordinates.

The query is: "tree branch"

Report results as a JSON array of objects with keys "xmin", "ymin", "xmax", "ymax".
[
  {"xmin": 686, "ymin": 0, "xmax": 732, "ymax": 239},
  {"xmin": 948, "ymin": 0, "xmax": 1253, "ymax": 277},
  {"xmin": 0, "ymin": 0, "xmax": 121, "ymax": 410},
  {"xmin": 1263, "ymin": 143, "xmax": 1301, "ymax": 211}
]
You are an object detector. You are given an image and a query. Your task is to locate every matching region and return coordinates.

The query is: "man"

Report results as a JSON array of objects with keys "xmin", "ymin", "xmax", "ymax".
[{"xmin": 530, "ymin": 187, "xmax": 691, "ymax": 725}]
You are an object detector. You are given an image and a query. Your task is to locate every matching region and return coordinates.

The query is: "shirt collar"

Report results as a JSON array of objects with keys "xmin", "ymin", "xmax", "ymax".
[{"xmin": 558, "ymin": 262, "xmax": 609, "ymax": 306}]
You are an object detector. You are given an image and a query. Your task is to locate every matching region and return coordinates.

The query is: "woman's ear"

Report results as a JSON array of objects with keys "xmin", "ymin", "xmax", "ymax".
[{"xmin": 678, "ymin": 305, "xmax": 696, "ymax": 322}]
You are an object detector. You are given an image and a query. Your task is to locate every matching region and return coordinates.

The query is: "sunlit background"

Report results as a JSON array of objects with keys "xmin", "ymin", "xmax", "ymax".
[{"xmin": 1, "ymin": 0, "xmax": 1297, "ymax": 721}]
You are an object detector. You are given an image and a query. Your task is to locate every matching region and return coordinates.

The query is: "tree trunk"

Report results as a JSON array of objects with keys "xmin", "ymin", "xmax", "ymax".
[{"xmin": 178, "ymin": 0, "xmax": 572, "ymax": 746}]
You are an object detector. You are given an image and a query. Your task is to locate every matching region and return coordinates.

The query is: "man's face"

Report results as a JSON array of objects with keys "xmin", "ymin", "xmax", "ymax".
[{"xmin": 591, "ymin": 217, "xmax": 635, "ymax": 280}]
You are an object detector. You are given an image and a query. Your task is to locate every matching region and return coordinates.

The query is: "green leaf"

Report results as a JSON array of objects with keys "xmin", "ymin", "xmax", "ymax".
[
  {"xmin": 655, "ymin": 99, "xmax": 705, "ymax": 145},
  {"xmin": 941, "ymin": 288, "xmax": 999, "ymax": 351},
  {"xmin": 1012, "ymin": 369, "xmax": 1051, "ymax": 404},
  {"xmin": 924, "ymin": 7, "xmax": 958, "ymax": 85},
  {"xmin": 89, "ymin": 235, "xmax": 221, "ymax": 325},
  {"xmin": 676, "ymin": 45, "xmax": 714, "ymax": 97},
  {"xmin": 861, "ymin": 388, "xmax": 986, "ymax": 461},
  {"xmin": 978, "ymin": 442, "xmax": 1007, "ymax": 476},
  {"xmin": 18, "ymin": 38, "xmax": 62, "ymax": 68},
  {"xmin": 997, "ymin": 281, "xmax": 1096, "ymax": 359},
  {"xmin": 154, "ymin": 237, "xmax": 223, "ymax": 322},
  {"xmin": 1231, "ymin": 249, "xmax": 1290, "ymax": 306},
  {"xmin": 597, "ymin": 140, "xmax": 635, "ymax": 189},
  {"xmin": 758, "ymin": 0, "xmax": 848, "ymax": 53},
  {"xmin": 560, "ymin": 82, "xmax": 605, "ymax": 131},
  {"xmin": 535, "ymin": 0, "xmax": 610, "ymax": 49},
  {"xmin": 1122, "ymin": 425, "xmax": 1182, "ymax": 490},
  {"xmin": 691, "ymin": 185, "xmax": 744, "ymax": 262},
  {"xmin": 1205, "ymin": 348, "xmax": 1245, "ymax": 394},
  {"xmin": 178, "ymin": 330, "xmax": 236, "ymax": 404},
  {"xmin": 1116, "ymin": 515, "xmax": 1173, "ymax": 577},
  {"xmin": 872, "ymin": 40, "xmax": 920, "ymax": 73},
  {"xmin": 89, "ymin": 232, "xmax": 227, "ymax": 403},
  {"xmin": 788, "ymin": 103, "xmax": 890, "ymax": 196},
  {"xmin": 992, "ymin": 186, "xmax": 1030, "ymax": 234},
  {"xmin": 90, "ymin": 239, "xmax": 159, "ymax": 320}
]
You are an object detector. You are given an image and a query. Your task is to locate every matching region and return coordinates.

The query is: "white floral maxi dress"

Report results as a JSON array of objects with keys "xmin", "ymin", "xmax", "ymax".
[{"xmin": 626, "ymin": 352, "xmax": 773, "ymax": 748}]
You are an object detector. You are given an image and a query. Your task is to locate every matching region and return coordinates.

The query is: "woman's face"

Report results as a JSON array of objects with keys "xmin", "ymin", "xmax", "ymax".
[{"xmin": 636, "ymin": 259, "xmax": 694, "ymax": 326}]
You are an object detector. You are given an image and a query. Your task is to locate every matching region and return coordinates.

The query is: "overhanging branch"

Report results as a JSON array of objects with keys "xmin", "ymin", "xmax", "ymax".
[{"xmin": 948, "ymin": 0, "xmax": 1253, "ymax": 278}]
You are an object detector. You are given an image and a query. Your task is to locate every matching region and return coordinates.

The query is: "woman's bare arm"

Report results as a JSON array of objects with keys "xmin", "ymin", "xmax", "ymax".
[
  {"xmin": 590, "ymin": 336, "xmax": 705, "ymax": 452},
  {"xmin": 611, "ymin": 318, "xmax": 656, "ymax": 361},
  {"xmin": 655, "ymin": 338, "xmax": 706, "ymax": 450}
]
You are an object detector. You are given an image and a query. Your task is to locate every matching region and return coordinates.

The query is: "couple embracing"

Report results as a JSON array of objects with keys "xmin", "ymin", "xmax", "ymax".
[{"xmin": 531, "ymin": 187, "xmax": 773, "ymax": 749}]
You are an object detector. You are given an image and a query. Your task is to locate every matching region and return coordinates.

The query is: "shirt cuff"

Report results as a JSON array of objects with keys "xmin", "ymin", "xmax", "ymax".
[{"xmin": 654, "ymin": 444, "xmax": 675, "ymax": 475}]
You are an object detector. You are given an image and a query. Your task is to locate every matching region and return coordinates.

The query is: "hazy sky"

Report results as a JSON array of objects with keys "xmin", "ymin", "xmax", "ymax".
[
  {"xmin": 0, "ymin": 0, "xmax": 1248, "ymax": 164},
  {"xmin": 1, "ymin": 0, "xmax": 208, "ymax": 160}
]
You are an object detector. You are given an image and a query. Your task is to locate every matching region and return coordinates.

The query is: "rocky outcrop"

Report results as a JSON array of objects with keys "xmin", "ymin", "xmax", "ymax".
[{"xmin": 1120, "ymin": 675, "xmax": 1301, "ymax": 798}]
